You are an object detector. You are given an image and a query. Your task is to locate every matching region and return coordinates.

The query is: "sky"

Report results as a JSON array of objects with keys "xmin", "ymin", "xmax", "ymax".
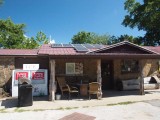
[{"xmin": 0, "ymin": 0, "xmax": 145, "ymax": 43}]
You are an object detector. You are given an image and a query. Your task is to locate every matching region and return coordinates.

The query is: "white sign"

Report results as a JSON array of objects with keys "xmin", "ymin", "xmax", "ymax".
[{"xmin": 23, "ymin": 64, "xmax": 39, "ymax": 70}]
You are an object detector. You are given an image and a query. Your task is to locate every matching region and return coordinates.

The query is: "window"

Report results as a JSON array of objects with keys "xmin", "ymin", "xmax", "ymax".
[
  {"xmin": 121, "ymin": 60, "xmax": 139, "ymax": 73},
  {"xmin": 66, "ymin": 63, "xmax": 75, "ymax": 74},
  {"xmin": 66, "ymin": 62, "xmax": 83, "ymax": 74}
]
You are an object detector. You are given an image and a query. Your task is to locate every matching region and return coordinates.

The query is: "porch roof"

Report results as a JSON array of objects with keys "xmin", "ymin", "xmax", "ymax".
[{"xmin": 88, "ymin": 41, "xmax": 159, "ymax": 54}]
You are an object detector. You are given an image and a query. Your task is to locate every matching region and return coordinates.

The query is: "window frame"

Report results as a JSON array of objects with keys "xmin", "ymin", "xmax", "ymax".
[
  {"xmin": 66, "ymin": 63, "xmax": 75, "ymax": 74},
  {"xmin": 121, "ymin": 59, "xmax": 139, "ymax": 74}
]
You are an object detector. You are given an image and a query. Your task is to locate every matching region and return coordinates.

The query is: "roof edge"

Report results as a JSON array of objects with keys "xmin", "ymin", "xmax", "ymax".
[{"xmin": 87, "ymin": 41, "xmax": 159, "ymax": 54}]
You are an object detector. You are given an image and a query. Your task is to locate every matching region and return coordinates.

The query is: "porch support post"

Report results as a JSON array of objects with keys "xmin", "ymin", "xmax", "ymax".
[
  {"xmin": 97, "ymin": 59, "xmax": 102, "ymax": 98},
  {"xmin": 49, "ymin": 59, "xmax": 56, "ymax": 101},
  {"xmin": 97, "ymin": 59, "xmax": 102, "ymax": 83},
  {"xmin": 139, "ymin": 60, "xmax": 145, "ymax": 95}
]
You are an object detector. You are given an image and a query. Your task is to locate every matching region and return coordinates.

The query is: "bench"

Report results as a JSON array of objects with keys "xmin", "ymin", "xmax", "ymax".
[
  {"xmin": 117, "ymin": 75, "xmax": 160, "ymax": 91},
  {"xmin": 144, "ymin": 76, "xmax": 160, "ymax": 90},
  {"xmin": 122, "ymin": 79, "xmax": 140, "ymax": 90}
]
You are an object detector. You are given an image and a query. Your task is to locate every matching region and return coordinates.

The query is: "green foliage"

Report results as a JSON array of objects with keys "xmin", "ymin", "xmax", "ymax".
[
  {"xmin": 107, "ymin": 101, "xmax": 136, "ymax": 106},
  {"xmin": 0, "ymin": 18, "xmax": 49, "ymax": 49},
  {"xmin": 21, "ymin": 31, "xmax": 49, "ymax": 49},
  {"xmin": 20, "ymin": 37, "xmax": 39, "ymax": 49},
  {"xmin": 110, "ymin": 34, "xmax": 142, "ymax": 45},
  {"xmin": 71, "ymin": 31, "xmax": 110, "ymax": 44},
  {"xmin": 0, "ymin": 0, "xmax": 4, "ymax": 5},
  {"xmin": 72, "ymin": 31, "xmax": 92, "ymax": 44},
  {"xmin": 90, "ymin": 33, "xmax": 110, "ymax": 45},
  {"xmin": 122, "ymin": 0, "xmax": 160, "ymax": 46},
  {"xmin": 35, "ymin": 31, "xmax": 49, "ymax": 45},
  {"xmin": 0, "ymin": 18, "xmax": 26, "ymax": 48}
]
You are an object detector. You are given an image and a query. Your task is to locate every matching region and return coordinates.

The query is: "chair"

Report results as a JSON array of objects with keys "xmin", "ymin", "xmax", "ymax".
[
  {"xmin": 88, "ymin": 82, "xmax": 102, "ymax": 100},
  {"xmin": 57, "ymin": 77, "xmax": 79, "ymax": 99}
]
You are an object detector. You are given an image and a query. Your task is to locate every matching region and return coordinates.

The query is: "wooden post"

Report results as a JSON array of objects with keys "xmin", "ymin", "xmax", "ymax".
[
  {"xmin": 139, "ymin": 60, "xmax": 145, "ymax": 95},
  {"xmin": 97, "ymin": 59, "xmax": 102, "ymax": 83},
  {"xmin": 49, "ymin": 59, "xmax": 56, "ymax": 101},
  {"xmin": 97, "ymin": 59, "xmax": 102, "ymax": 97}
]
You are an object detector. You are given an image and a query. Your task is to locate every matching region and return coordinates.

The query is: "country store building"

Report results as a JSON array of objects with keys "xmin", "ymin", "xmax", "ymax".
[{"xmin": 0, "ymin": 41, "xmax": 160, "ymax": 100}]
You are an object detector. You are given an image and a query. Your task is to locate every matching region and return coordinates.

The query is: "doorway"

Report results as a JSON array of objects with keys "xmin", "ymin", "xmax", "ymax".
[{"xmin": 101, "ymin": 61, "xmax": 114, "ymax": 90}]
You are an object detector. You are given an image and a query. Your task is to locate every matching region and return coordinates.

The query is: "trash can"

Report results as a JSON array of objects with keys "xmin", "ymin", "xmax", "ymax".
[{"xmin": 18, "ymin": 77, "xmax": 33, "ymax": 107}]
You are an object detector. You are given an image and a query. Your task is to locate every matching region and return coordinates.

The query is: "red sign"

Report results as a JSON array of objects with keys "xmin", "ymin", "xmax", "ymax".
[
  {"xmin": 15, "ymin": 72, "xmax": 28, "ymax": 80},
  {"xmin": 32, "ymin": 72, "xmax": 44, "ymax": 80}
]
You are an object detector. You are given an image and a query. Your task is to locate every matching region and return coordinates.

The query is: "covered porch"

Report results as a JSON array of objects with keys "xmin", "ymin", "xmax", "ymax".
[
  {"xmin": 48, "ymin": 41, "xmax": 160, "ymax": 101},
  {"xmin": 49, "ymin": 57, "xmax": 102, "ymax": 101},
  {"xmin": 48, "ymin": 57, "xmax": 160, "ymax": 101}
]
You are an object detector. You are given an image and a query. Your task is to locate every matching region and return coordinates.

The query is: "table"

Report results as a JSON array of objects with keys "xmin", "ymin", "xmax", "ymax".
[{"xmin": 79, "ymin": 84, "xmax": 88, "ymax": 96}]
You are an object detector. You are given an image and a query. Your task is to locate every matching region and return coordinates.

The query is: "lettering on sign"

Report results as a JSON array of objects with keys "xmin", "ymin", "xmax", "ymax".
[
  {"xmin": 15, "ymin": 72, "xmax": 28, "ymax": 80},
  {"xmin": 23, "ymin": 64, "xmax": 39, "ymax": 70},
  {"xmin": 32, "ymin": 72, "xmax": 44, "ymax": 80}
]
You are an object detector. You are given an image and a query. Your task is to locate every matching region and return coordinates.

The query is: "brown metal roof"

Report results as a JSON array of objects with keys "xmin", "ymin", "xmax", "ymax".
[
  {"xmin": 0, "ymin": 42, "xmax": 160, "ymax": 57},
  {"xmin": 0, "ymin": 49, "xmax": 38, "ymax": 56},
  {"xmin": 38, "ymin": 42, "xmax": 160, "ymax": 56},
  {"xmin": 38, "ymin": 44, "xmax": 77, "ymax": 55},
  {"xmin": 143, "ymin": 46, "xmax": 160, "ymax": 53},
  {"xmin": 88, "ymin": 41, "xmax": 159, "ymax": 54}
]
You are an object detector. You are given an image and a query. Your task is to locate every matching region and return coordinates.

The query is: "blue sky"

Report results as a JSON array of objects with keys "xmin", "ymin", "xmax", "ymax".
[{"xmin": 0, "ymin": 0, "xmax": 145, "ymax": 43}]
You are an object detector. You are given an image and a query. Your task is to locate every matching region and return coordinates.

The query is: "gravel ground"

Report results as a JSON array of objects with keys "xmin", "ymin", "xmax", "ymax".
[{"xmin": 1, "ymin": 102, "xmax": 160, "ymax": 120}]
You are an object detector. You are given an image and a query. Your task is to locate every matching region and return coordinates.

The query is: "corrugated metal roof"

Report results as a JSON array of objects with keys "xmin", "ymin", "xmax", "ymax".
[
  {"xmin": 0, "ymin": 42, "xmax": 160, "ymax": 56},
  {"xmin": 0, "ymin": 49, "xmax": 38, "ymax": 55}
]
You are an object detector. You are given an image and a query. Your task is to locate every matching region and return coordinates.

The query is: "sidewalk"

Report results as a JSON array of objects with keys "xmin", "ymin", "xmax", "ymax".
[{"xmin": 1, "ymin": 90, "xmax": 160, "ymax": 112}]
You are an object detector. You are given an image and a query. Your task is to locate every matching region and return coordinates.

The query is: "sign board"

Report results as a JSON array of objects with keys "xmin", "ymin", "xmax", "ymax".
[
  {"xmin": 23, "ymin": 64, "xmax": 39, "ymax": 70},
  {"xmin": 32, "ymin": 72, "xmax": 44, "ymax": 80},
  {"xmin": 15, "ymin": 72, "xmax": 28, "ymax": 80}
]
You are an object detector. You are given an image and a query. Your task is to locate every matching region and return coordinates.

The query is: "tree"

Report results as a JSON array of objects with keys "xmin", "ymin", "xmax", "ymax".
[
  {"xmin": 19, "ymin": 31, "xmax": 49, "ymax": 49},
  {"xmin": 71, "ymin": 31, "xmax": 92, "ymax": 44},
  {"xmin": 122, "ymin": 0, "xmax": 160, "ymax": 46},
  {"xmin": 90, "ymin": 33, "xmax": 110, "ymax": 45},
  {"xmin": 0, "ymin": 18, "xmax": 49, "ymax": 49},
  {"xmin": 20, "ymin": 37, "xmax": 39, "ymax": 49},
  {"xmin": 0, "ymin": 0, "xmax": 3, "ymax": 5},
  {"xmin": 35, "ymin": 31, "xmax": 49, "ymax": 45},
  {"xmin": 0, "ymin": 18, "xmax": 26, "ymax": 48},
  {"xmin": 109, "ymin": 34, "xmax": 142, "ymax": 45},
  {"xmin": 71, "ymin": 31, "xmax": 110, "ymax": 44},
  {"xmin": 21, "ymin": 31, "xmax": 49, "ymax": 49}
]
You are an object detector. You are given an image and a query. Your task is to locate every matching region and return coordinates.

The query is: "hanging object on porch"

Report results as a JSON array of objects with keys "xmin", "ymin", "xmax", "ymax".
[{"xmin": 75, "ymin": 63, "xmax": 83, "ymax": 74}]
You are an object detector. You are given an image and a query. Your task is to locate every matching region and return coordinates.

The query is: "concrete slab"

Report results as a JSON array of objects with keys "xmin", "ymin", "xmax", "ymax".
[{"xmin": 1, "ymin": 90, "xmax": 160, "ymax": 112}]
